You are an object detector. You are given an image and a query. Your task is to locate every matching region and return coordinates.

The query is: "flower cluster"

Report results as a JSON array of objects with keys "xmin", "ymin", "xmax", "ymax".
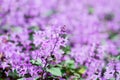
[
  {"xmin": 0, "ymin": 0, "xmax": 120, "ymax": 80},
  {"xmin": 0, "ymin": 26, "xmax": 68, "ymax": 79}
]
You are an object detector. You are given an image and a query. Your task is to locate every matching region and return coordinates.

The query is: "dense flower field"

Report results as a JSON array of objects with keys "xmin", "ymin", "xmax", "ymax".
[{"xmin": 0, "ymin": 0, "xmax": 120, "ymax": 80}]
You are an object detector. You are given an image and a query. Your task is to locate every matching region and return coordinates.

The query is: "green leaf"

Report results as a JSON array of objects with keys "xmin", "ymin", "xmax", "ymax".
[
  {"xmin": 47, "ymin": 67, "xmax": 62, "ymax": 76},
  {"xmin": 35, "ymin": 59, "xmax": 42, "ymax": 66},
  {"xmin": 28, "ymin": 26, "xmax": 39, "ymax": 31},
  {"xmin": 109, "ymin": 78, "xmax": 115, "ymax": 80},
  {"xmin": 34, "ymin": 77, "xmax": 40, "ymax": 80},
  {"xmin": 64, "ymin": 60, "xmax": 75, "ymax": 69},
  {"xmin": 9, "ymin": 70, "xmax": 19, "ymax": 78},
  {"xmin": 30, "ymin": 59, "xmax": 42, "ymax": 66},
  {"xmin": 29, "ymin": 34, "xmax": 34, "ymax": 41},
  {"xmin": 88, "ymin": 7, "xmax": 94, "ymax": 14},
  {"xmin": 17, "ymin": 78, "xmax": 24, "ymax": 80},
  {"xmin": 116, "ymin": 55, "xmax": 120, "ymax": 60},
  {"xmin": 62, "ymin": 46, "xmax": 71, "ymax": 54},
  {"xmin": 30, "ymin": 59, "xmax": 35, "ymax": 64},
  {"xmin": 78, "ymin": 66, "xmax": 87, "ymax": 74},
  {"xmin": 0, "ymin": 78, "xmax": 3, "ymax": 80},
  {"xmin": 109, "ymin": 32, "xmax": 118, "ymax": 40},
  {"xmin": 74, "ymin": 73, "xmax": 81, "ymax": 78}
]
